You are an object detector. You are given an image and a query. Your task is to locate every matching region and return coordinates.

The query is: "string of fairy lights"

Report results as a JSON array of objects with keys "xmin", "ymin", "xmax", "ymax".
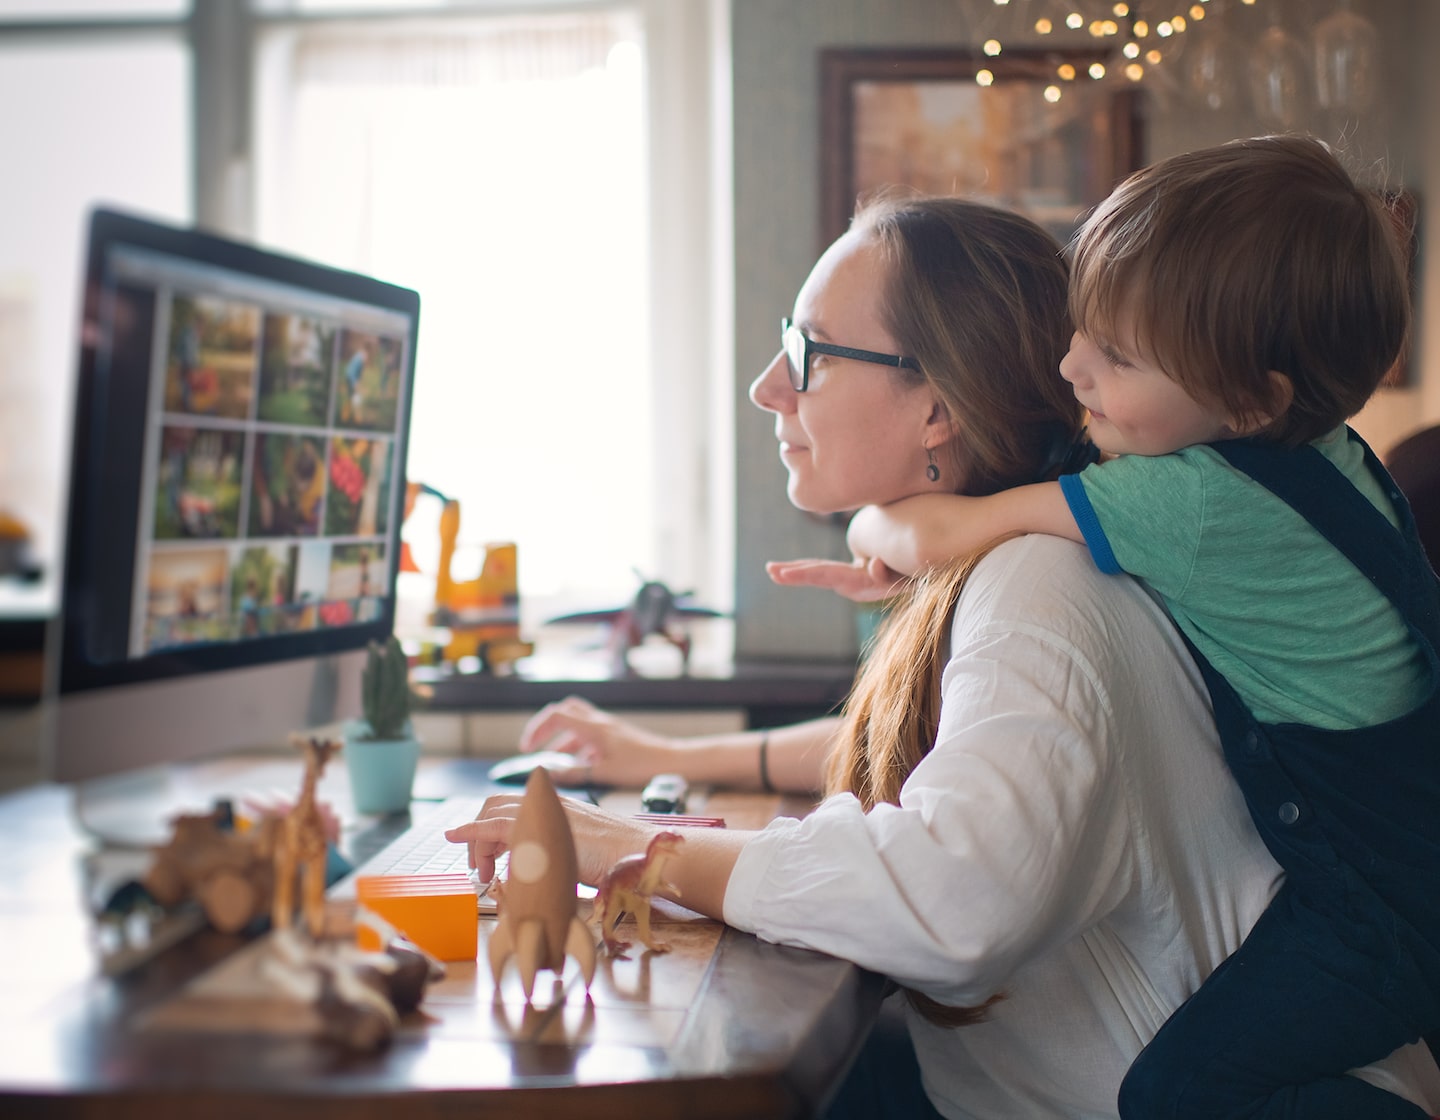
[
  {"xmin": 974, "ymin": 0, "xmax": 1251, "ymax": 99},
  {"xmin": 969, "ymin": 0, "xmax": 1381, "ymax": 121}
]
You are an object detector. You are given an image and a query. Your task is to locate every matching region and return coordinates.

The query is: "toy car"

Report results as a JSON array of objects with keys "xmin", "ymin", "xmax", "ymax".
[{"xmin": 640, "ymin": 773, "xmax": 689, "ymax": 814}]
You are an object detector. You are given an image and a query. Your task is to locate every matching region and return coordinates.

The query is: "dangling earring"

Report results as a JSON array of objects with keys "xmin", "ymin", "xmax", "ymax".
[{"xmin": 925, "ymin": 446, "xmax": 940, "ymax": 483}]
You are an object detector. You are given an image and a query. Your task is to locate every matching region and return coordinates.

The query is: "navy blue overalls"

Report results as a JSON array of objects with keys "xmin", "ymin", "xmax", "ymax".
[{"xmin": 1118, "ymin": 430, "xmax": 1440, "ymax": 1119}]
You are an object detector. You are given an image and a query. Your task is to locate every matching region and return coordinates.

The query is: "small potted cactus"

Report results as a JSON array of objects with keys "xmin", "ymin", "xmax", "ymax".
[
  {"xmin": 345, "ymin": 635, "xmax": 421, "ymax": 814},
  {"xmin": 361, "ymin": 633, "xmax": 413, "ymax": 741}
]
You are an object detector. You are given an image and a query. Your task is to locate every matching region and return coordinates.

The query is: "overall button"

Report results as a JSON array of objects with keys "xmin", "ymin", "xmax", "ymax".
[
  {"xmin": 1278, "ymin": 801, "xmax": 1300, "ymax": 825},
  {"xmin": 1244, "ymin": 730, "xmax": 1261, "ymax": 758}
]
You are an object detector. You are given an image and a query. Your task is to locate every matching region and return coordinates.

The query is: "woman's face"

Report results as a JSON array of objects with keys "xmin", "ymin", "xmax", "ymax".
[{"xmin": 749, "ymin": 232, "xmax": 945, "ymax": 515}]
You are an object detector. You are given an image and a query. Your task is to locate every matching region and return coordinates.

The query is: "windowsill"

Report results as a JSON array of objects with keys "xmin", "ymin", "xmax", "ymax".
[{"xmin": 0, "ymin": 572, "xmax": 57, "ymax": 620}]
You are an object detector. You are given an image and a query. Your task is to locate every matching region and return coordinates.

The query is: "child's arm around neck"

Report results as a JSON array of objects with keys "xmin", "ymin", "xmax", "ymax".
[{"xmin": 847, "ymin": 482, "xmax": 1082, "ymax": 577}]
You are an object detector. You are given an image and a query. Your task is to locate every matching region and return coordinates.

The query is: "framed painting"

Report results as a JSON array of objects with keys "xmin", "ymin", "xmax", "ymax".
[
  {"xmin": 1380, "ymin": 188, "xmax": 1419, "ymax": 389},
  {"xmin": 820, "ymin": 48, "xmax": 1145, "ymax": 250}
]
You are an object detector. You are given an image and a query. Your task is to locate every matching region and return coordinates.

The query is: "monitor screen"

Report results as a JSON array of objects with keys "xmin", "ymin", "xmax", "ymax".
[{"xmin": 46, "ymin": 207, "xmax": 419, "ymax": 797}]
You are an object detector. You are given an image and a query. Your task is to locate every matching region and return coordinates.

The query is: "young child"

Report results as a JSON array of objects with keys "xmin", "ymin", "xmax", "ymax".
[{"xmin": 826, "ymin": 136, "xmax": 1440, "ymax": 1117}]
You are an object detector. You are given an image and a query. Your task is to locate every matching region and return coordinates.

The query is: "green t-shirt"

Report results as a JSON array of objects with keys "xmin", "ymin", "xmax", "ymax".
[{"xmin": 1066, "ymin": 428, "xmax": 1428, "ymax": 729}]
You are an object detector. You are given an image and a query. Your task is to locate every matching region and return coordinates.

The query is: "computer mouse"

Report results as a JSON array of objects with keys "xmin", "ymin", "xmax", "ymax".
[{"xmin": 487, "ymin": 750, "xmax": 587, "ymax": 785}]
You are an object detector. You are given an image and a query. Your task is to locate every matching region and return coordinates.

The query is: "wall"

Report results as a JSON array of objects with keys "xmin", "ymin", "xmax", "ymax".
[{"xmin": 730, "ymin": 0, "xmax": 1435, "ymax": 661}]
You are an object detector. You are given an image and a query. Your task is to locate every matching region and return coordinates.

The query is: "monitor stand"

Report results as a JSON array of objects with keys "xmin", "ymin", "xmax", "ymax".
[
  {"xmin": 68, "ymin": 767, "xmax": 225, "ymax": 976},
  {"xmin": 47, "ymin": 651, "xmax": 365, "ymax": 847}
]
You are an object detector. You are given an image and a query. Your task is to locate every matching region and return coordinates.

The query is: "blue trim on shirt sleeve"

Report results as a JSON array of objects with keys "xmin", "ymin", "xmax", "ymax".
[{"xmin": 1059, "ymin": 474, "xmax": 1123, "ymax": 575}]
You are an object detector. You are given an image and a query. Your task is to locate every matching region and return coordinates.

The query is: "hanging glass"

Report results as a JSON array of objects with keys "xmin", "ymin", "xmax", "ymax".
[
  {"xmin": 1248, "ymin": 17, "xmax": 1311, "ymax": 127},
  {"xmin": 1313, "ymin": 0, "xmax": 1380, "ymax": 111}
]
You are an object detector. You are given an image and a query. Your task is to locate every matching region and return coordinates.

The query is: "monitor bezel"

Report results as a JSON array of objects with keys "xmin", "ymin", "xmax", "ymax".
[{"xmin": 54, "ymin": 205, "xmax": 420, "ymax": 698}]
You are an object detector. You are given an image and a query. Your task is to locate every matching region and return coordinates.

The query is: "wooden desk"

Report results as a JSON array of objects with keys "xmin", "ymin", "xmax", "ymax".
[{"xmin": 0, "ymin": 757, "xmax": 885, "ymax": 1119}]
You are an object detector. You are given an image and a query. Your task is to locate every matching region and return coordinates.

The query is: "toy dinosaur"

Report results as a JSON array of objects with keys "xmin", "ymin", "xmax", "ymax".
[
  {"xmin": 486, "ymin": 766, "xmax": 596, "ymax": 1002},
  {"xmin": 259, "ymin": 925, "xmax": 442, "ymax": 1053},
  {"xmin": 591, "ymin": 831, "xmax": 684, "ymax": 957}
]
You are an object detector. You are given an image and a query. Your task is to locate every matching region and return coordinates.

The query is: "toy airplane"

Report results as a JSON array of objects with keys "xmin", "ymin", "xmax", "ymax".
[{"xmin": 546, "ymin": 576, "xmax": 724, "ymax": 676}]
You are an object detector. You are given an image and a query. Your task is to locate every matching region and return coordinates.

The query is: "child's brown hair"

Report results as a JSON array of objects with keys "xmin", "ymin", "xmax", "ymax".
[{"xmin": 1068, "ymin": 134, "xmax": 1411, "ymax": 447}]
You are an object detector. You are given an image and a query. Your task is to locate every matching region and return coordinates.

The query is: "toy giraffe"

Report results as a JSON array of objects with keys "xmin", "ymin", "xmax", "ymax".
[{"xmin": 272, "ymin": 734, "xmax": 341, "ymax": 938}]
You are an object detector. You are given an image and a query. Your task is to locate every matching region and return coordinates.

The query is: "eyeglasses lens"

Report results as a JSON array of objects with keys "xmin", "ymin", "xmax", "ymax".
[{"xmin": 781, "ymin": 321, "xmax": 807, "ymax": 391}]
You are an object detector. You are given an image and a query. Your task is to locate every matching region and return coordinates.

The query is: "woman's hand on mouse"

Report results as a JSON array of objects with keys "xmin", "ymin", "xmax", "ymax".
[{"xmin": 517, "ymin": 695, "xmax": 682, "ymax": 789}]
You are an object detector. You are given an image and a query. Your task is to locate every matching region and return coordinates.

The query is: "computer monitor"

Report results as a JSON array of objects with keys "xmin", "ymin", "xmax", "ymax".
[{"xmin": 44, "ymin": 206, "xmax": 419, "ymax": 837}]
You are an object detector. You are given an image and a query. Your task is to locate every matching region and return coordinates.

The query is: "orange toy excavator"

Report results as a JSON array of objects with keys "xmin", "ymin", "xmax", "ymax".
[{"xmin": 400, "ymin": 482, "xmax": 534, "ymax": 672}]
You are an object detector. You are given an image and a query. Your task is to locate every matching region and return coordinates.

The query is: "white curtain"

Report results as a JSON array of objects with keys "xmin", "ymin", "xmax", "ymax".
[{"xmin": 256, "ymin": 10, "xmax": 651, "ymax": 620}]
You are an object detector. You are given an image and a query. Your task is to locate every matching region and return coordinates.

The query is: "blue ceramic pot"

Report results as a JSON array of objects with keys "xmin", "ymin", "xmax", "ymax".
[{"xmin": 344, "ymin": 719, "xmax": 420, "ymax": 815}]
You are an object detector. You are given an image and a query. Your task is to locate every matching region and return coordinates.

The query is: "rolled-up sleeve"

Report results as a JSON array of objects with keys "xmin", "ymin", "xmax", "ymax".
[{"xmin": 723, "ymin": 567, "xmax": 1133, "ymax": 1006}]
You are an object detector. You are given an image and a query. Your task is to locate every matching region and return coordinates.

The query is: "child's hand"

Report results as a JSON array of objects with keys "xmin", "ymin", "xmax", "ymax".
[{"xmin": 766, "ymin": 557, "xmax": 904, "ymax": 602}]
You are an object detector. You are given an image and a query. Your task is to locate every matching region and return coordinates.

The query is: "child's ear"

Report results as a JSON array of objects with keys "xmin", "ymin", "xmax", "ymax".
[
  {"xmin": 1231, "ymin": 371, "xmax": 1294, "ymax": 436},
  {"xmin": 1264, "ymin": 370, "xmax": 1295, "ymax": 420}
]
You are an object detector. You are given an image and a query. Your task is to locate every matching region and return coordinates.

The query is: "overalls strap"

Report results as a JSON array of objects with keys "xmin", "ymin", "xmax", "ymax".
[
  {"xmin": 1209, "ymin": 430, "xmax": 1439, "ymax": 632},
  {"xmin": 1195, "ymin": 430, "xmax": 1440, "ymax": 909},
  {"xmin": 1197, "ymin": 431, "xmax": 1440, "ymax": 1063}
]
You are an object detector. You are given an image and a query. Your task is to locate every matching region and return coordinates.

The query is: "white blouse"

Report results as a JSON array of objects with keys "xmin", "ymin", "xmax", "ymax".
[{"xmin": 724, "ymin": 535, "xmax": 1440, "ymax": 1119}]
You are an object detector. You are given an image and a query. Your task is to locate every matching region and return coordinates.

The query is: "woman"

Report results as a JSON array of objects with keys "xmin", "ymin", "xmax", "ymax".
[{"xmin": 446, "ymin": 197, "xmax": 1440, "ymax": 1117}]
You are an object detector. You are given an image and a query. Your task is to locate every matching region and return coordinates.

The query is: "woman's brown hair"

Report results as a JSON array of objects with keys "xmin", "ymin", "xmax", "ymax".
[{"xmin": 820, "ymin": 196, "xmax": 1082, "ymax": 1026}]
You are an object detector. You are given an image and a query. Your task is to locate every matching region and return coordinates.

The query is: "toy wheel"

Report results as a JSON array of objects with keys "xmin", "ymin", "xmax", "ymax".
[
  {"xmin": 200, "ymin": 870, "xmax": 258, "ymax": 933},
  {"xmin": 142, "ymin": 862, "xmax": 186, "ymax": 908}
]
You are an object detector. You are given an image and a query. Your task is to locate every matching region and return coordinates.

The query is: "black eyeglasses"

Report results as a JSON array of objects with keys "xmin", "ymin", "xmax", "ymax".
[{"xmin": 781, "ymin": 318, "xmax": 919, "ymax": 392}]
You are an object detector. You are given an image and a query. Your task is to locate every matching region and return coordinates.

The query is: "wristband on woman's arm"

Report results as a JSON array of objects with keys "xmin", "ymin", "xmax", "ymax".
[{"xmin": 757, "ymin": 731, "xmax": 775, "ymax": 793}]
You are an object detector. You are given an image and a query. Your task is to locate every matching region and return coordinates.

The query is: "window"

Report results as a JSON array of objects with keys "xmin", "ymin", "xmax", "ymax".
[
  {"xmin": 255, "ymin": 11, "xmax": 654, "ymax": 618},
  {"xmin": 4, "ymin": 0, "xmax": 731, "ymax": 637},
  {"xmin": 0, "ymin": 23, "xmax": 190, "ymax": 604},
  {"xmin": 250, "ymin": 2, "xmax": 731, "ymax": 627},
  {"xmin": 0, "ymin": 1, "xmax": 185, "ymax": 14}
]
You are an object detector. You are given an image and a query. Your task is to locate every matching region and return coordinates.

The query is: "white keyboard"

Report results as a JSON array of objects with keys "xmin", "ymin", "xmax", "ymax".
[
  {"xmin": 356, "ymin": 814, "xmax": 478, "ymax": 877},
  {"xmin": 331, "ymin": 794, "xmax": 601, "ymax": 915},
  {"xmin": 331, "ymin": 796, "xmax": 492, "ymax": 898},
  {"xmin": 331, "ymin": 795, "xmax": 592, "ymax": 914}
]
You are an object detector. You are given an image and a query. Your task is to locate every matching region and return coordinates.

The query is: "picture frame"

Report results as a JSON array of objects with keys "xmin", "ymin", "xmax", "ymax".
[
  {"xmin": 1380, "ymin": 188, "xmax": 1419, "ymax": 389},
  {"xmin": 820, "ymin": 48, "xmax": 1145, "ymax": 251}
]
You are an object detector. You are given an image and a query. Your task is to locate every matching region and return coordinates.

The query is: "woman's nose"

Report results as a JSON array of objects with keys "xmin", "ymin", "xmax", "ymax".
[{"xmin": 749, "ymin": 350, "xmax": 793, "ymax": 413}]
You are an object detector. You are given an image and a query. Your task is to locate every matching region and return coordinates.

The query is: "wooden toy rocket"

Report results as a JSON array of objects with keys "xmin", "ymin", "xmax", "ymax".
[{"xmin": 486, "ymin": 766, "xmax": 596, "ymax": 1002}]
